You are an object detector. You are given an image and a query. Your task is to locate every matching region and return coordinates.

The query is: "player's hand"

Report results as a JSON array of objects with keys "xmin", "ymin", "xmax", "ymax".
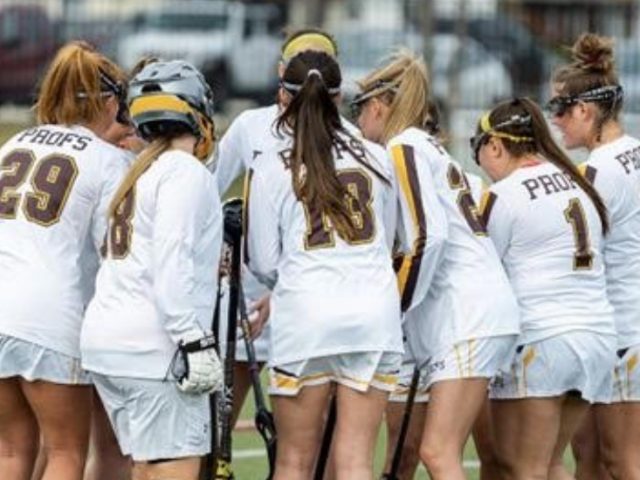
[
  {"xmin": 176, "ymin": 331, "xmax": 223, "ymax": 394},
  {"xmin": 248, "ymin": 294, "xmax": 270, "ymax": 339}
]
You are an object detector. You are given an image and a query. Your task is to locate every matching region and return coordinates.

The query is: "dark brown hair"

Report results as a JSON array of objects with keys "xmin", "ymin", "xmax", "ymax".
[
  {"xmin": 552, "ymin": 33, "xmax": 622, "ymax": 136},
  {"xmin": 480, "ymin": 98, "xmax": 609, "ymax": 234},
  {"xmin": 277, "ymin": 50, "xmax": 388, "ymax": 242}
]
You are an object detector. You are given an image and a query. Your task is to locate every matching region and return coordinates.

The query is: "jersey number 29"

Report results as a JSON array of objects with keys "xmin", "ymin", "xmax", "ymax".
[{"xmin": 0, "ymin": 149, "xmax": 78, "ymax": 226}]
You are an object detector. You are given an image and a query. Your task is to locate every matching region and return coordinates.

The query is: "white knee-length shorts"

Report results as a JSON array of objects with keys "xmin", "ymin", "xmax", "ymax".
[{"xmin": 92, "ymin": 373, "xmax": 211, "ymax": 461}]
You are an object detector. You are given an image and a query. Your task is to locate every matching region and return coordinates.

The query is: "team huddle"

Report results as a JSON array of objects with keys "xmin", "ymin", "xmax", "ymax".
[{"xmin": 0, "ymin": 24, "xmax": 638, "ymax": 480}]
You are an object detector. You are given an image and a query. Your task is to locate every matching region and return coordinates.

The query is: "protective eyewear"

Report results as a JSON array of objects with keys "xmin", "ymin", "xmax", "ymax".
[
  {"xmin": 349, "ymin": 80, "xmax": 398, "ymax": 120},
  {"xmin": 469, "ymin": 132, "xmax": 490, "ymax": 165},
  {"xmin": 469, "ymin": 114, "xmax": 533, "ymax": 165},
  {"xmin": 545, "ymin": 85, "xmax": 623, "ymax": 118}
]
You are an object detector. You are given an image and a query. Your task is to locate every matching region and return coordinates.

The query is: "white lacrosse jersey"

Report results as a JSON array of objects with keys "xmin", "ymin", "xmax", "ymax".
[
  {"xmin": 581, "ymin": 135, "xmax": 640, "ymax": 348},
  {"xmin": 485, "ymin": 161, "xmax": 615, "ymax": 344},
  {"xmin": 213, "ymin": 104, "xmax": 366, "ymax": 356},
  {"xmin": 0, "ymin": 124, "xmax": 128, "ymax": 358},
  {"xmin": 390, "ymin": 128, "xmax": 520, "ymax": 363},
  {"xmin": 81, "ymin": 150, "xmax": 222, "ymax": 379},
  {"xmin": 245, "ymin": 132, "xmax": 403, "ymax": 365}
]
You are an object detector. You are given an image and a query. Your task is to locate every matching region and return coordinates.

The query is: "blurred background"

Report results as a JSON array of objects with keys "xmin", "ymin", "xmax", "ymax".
[{"xmin": 1, "ymin": 0, "xmax": 639, "ymax": 169}]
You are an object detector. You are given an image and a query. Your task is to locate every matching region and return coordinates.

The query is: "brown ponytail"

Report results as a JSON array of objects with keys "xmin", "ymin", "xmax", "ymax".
[
  {"xmin": 482, "ymin": 98, "xmax": 609, "ymax": 234},
  {"xmin": 277, "ymin": 50, "xmax": 387, "ymax": 243},
  {"xmin": 552, "ymin": 33, "xmax": 622, "ymax": 139}
]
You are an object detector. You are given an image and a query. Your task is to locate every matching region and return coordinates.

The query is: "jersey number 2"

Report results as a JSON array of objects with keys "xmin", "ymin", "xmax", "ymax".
[
  {"xmin": 303, "ymin": 169, "xmax": 375, "ymax": 249},
  {"xmin": 0, "ymin": 149, "xmax": 78, "ymax": 226},
  {"xmin": 564, "ymin": 198, "xmax": 594, "ymax": 270}
]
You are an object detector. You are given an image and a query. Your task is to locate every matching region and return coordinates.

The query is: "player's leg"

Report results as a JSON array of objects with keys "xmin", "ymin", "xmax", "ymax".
[
  {"xmin": 332, "ymin": 384, "xmax": 388, "ymax": 480},
  {"xmin": 231, "ymin": 361, "xmax": 265, "ymax": 427},
  {"xmin": 548, "ymin": 395, "xmax": 589, "ymax": 480},
  {"xmin": 21, "ymin": 379, "xmax": 92, "ymax": 480},
  {"xmin": 492, "ymin": 397, "xmax": 563, "ymax": 480},
  {"xmin": 271, "ymin": 382, "xmax": 332, "ymax": 480},
  {"xmin": 419, "ymin": 378, "xmax": 488, "ymax": 480},
  {"xmin": 383, "ymin": 401, "xmax": 428, "ymax": 480},
  {"xmin": 571, "ymin": 408, "xmax": 611, "ymax": 480},
  {"xmin": 596, "ymin": 402, "xmax": 640, "ymax": 480},
  {"xmin": 134, "ymin": 457, "xmax": 201, "ymax": 480},
  {"xmin": 0, "ymin": 378, "xmax": 39, "ymax": 480},
  {"xmin": 472, "ymin": 397, "xmax": 501, "ymax": 480},
  {"xmin": 84, "ymin": 388, "xmax": 131, "ymax": 480}
]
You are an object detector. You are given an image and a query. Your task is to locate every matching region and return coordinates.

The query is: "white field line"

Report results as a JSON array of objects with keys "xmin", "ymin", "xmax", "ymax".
[{"xmin": 232, "ymin": 448, "xmax": 481, "ymax": 469}]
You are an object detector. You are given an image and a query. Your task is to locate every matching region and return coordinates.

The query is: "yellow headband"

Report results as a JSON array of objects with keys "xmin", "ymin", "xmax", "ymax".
[
  {"xmin": 479, "ymin": 111, "xmax": 533, "ymax": 143},
  {"xmin": 282, "ymin": 33, "xmax": 336, "ymax": 63}
]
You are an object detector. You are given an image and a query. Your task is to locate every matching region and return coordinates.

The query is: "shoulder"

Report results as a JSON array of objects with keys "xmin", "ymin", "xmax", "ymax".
[
  {"xmin": 228, "ymin": 104, "xmax": 279, "ymax": 132},
  {"xmin": 154, "ymin": 150, "xmax": 216, "ymax": 189}
]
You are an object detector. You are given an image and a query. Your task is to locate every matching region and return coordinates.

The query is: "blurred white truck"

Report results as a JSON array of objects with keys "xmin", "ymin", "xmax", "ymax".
[{"xmin": 117, "ymin": 1, "xmax": 282, "ymax": 106}]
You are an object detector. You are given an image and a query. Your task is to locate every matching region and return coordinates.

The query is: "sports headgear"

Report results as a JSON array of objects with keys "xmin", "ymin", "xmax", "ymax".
[
  {"xmin": 282, "ymin": 32, "xmax": 337, "ymax": 64},
  {"xmin": 469, "ymin": 112, "xmax": 533, "ymax": 165},
  {"xmin": 545, "ymin": 84, "xmax": 623, "ymax": 118},
  {"xmin": 128, "ymin": 60, "xmax": 216, "ymax": 161}
]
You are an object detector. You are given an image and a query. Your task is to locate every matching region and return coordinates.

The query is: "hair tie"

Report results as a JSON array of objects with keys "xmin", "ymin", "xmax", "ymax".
[{"xmin": 307, "ymin": 69, "xmax": 323, "ymax": 80}]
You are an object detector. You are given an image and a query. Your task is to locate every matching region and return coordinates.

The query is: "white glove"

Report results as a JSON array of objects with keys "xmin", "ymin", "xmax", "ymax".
[{"xmin": 175, "ymin": 331, "xmax": 223, "ymax": 394}]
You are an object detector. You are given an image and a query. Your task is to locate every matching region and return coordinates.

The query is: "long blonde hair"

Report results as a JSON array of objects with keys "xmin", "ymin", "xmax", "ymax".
[
  {"xmin": 36, "ymin": 41, "xmax": 126, "ymax": 126},
  {"xmin": 108, "ymin": 139, "xmax": 169, "ymax": 218},
  {"xmin": 357, "ymin": 49, "xmax": 432, "ymax": 143}
]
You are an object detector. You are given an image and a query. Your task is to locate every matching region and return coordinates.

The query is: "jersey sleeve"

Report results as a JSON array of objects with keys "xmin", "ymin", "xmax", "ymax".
[
  {"xmin": 243, "ymin": 165, "xmax": 280, "ymax": 289},
  {"xmin": 152, "ymin": 164, "xmax": 220, "ymax": 343},
  {"xmin": 390, "ymin": 143, "xmax": 448, "ymax": 313},
  {"xmin": 481, "ymin": 188, "xmax": 512, "ymax": 259},
  {"xmin": 214, "ymin": 112, "xmax": 250, "ymax": 196}
]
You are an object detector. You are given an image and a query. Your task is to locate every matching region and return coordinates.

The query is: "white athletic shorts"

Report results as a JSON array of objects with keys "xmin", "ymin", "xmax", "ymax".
[
  {"xmin": 490, "ymin": 331, "xmax": 616, "ymax": 403},
  {"xmin": 269, "ymin": 351, "xmax": 402, "ymax": 396},
  {"xmin": 92, "ymin": 374, "xmax": 210, "ymax": 461},
  {"xmin": 388, "ymin": 351, "xmax": 429, "ymax": 403},
  {"xmin": 0, "ymin": 334, "xmax": 90, "ymax": 385},
  {"xmin": 425, "ymin": 334, "xmax": 517, "ymax": 388},
  {"xmin": 611, "ymin": 343, "xmax": 640, "ymax": 403}
]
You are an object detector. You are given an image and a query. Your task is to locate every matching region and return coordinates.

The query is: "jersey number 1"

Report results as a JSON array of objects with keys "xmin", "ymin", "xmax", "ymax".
[
  {"xmin": 0, "ymin": 149, "xmax": 78, "ymax": 226},
  {"xmin": 564, "ymin": 198, "xmax": 594, "ymax": 270}
]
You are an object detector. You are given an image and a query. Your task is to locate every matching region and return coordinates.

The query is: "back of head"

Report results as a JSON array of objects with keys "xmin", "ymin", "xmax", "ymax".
[
  {"xmin": 356, "ymin": 49, "xmax": 431, "ymax": 143},
  {"xmin": 479, "ymin": 97, "xmax": 608, "ymax": 234},
  {"xmin": 109, "ymin": 60, "xmax": 216, "ymax": 219},
  {"xmin": 281, "ymin": 28, "xmax": 338, "ymax": 64},
  {"xmin": 552, "ymin": 33, "xmax": 622, "ymax": 122},
  {"xmin": 36, "ymin": 41, "xmax": 126, "ymax": 126}
]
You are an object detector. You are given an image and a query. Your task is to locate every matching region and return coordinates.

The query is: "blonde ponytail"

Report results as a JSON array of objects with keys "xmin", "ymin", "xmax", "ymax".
[{"xmin": 109, "ymin": 139, "xmax": 170, "ymax": 218}]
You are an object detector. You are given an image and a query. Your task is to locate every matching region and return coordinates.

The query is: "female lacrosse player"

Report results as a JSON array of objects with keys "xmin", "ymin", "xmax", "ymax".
[
  {"xmin": 214, "ymin": 28, "xmax": 341, "ymax": 428},
  {"xmin": 245, "ymin": 49, "xmax": 403, "ymax": 480},
  {"xmin": 354, "ymin": 50, "xmax": 520, "ymax": 480},
  {"xmin": 81, "ymin": 60, "xmax": 223, "ymax": 480},
  {"xmin": 474, "ymin": 97, "xmax": 616, "ymax": 479},
  {"xmin": 550, "ymin": 33, "xmax": 640, "ymax": 480},
  {"xmin": 0, "ymin": 41, "xmax": 128, "ymax": 480}
]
